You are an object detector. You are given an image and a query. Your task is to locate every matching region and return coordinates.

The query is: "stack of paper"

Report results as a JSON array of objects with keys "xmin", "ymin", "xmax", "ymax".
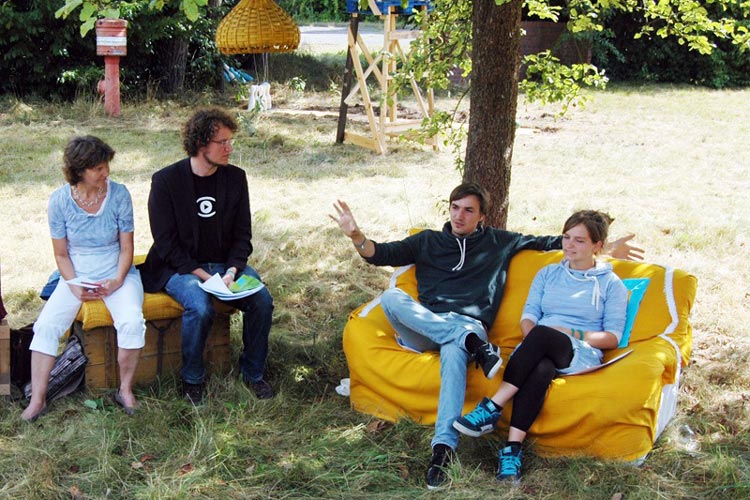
[{"xmin": 198, "ymin": 273, "xmax": 265, "ymax": 300}]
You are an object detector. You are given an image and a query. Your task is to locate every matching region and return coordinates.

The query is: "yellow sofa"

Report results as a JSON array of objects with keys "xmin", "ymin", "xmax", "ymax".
[{"xmin": 342, "ymin": 250, "xmax": 697, "ymax": 461}]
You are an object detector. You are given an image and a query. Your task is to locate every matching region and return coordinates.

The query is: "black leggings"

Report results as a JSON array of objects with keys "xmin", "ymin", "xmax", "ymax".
[{"xmin": 503, "ymin": 325, "xmax": 574, "ymax": 432}]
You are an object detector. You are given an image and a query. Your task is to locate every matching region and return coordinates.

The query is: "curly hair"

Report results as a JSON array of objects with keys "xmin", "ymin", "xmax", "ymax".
[
  {"xmin": 562, "ymin": 210, "xmax": 614, "ymax": 250},
  {"xmin": 62, "ymin": 135, "xmax": 115, "ymax": 185},
  {"xmin": 182, "ymin": 108, "xmax": 238, "ymax": 156}
]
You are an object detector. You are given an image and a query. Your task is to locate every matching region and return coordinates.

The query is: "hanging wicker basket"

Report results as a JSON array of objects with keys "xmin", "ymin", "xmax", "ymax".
[{"xmin": 216, "ymin": 0, "xmax": 300, "ymax": 55}]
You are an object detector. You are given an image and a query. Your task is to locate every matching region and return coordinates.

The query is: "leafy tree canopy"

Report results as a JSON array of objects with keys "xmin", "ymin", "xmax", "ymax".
[
  {"xmin": 406, "ymin": 0, "xmax": 749, "ymax": 100},
  {"xmin": 56, "ymin": 0, "xmax": 209, "ymax": 36}
]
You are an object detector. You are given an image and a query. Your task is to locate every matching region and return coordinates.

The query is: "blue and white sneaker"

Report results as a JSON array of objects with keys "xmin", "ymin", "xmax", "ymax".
[
  {"xmin": 453, "ymin": 397, "xmax": 502, "ymax": 437},
  {"xmin": 496, "ymin": 445, "xmax": 523, "ymax": 483}
]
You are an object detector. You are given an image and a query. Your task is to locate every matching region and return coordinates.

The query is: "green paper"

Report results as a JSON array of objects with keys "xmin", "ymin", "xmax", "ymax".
[{"xmin": 229, "ymin": 274, "xmax": 262, "ymax": 292}]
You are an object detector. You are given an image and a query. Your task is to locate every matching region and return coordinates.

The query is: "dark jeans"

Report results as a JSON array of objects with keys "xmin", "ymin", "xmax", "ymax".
[{"xmin": 165, "ymin": 263, "xmax": 274, "ymax": 385}]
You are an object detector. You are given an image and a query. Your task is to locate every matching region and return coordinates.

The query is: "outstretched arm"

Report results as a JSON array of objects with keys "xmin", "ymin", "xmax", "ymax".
[
  {"xmin": 329, "ymin": 200, "xmax": 375, "ymax": 258},
  {"xmin": 606, "ymin": 233, "xmax": 644, "ymax": 261}
]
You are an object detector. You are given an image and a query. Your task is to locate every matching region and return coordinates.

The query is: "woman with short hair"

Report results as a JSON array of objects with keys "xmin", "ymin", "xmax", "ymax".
[{"xmin": 22, "ymin": 135, "xmax": 145, "ymax": 422}]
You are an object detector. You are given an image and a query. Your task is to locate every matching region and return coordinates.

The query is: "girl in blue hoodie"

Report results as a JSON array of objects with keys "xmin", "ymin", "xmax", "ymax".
[{"xmin": 452, "ymin": 210, "xmax": 628, "ymax": 482}]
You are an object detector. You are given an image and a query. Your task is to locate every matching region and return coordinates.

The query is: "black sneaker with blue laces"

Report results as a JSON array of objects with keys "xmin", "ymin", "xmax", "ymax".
[
  {"xmin": 453, "ymin": 397, "xmax": 502, "ymax": 437},
  {"xmin": 496, "ymin": 445, "xmax": 523, "ymax": 483},
  {"xmin": 475, "ymin": 342, "xmax": 502, "ymax": 379}
]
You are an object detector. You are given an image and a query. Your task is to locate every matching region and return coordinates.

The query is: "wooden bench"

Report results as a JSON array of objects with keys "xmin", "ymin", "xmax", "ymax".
[
  {"xmin": 0, "ymin": 318, "xmax": 10, "ymax": 396},
  {"xmin": 74, "ymin": 291, "xmax": 234, "ymax": 389}
]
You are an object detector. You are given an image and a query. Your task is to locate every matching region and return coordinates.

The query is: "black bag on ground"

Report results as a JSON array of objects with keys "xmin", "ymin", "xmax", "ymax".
[
  {"xmin": 11, "ymin": 323, "xmax": 34, "ymax": 388},
  {"xmin": 23, "ymin": 332, "xmax": 88, "ymax": 402}
]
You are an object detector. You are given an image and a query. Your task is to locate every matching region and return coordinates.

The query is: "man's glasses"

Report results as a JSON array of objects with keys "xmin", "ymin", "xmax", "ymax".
[{"xmin": 210, "ymin": 138, "xmax": 234, "ymax": 148}]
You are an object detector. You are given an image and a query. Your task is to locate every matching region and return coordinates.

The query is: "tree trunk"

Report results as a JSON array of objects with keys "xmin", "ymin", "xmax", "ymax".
[
  {"xmin": 158, "ymin": 37, "xmax": 189, "ymax": 95},
  {"xmin": 463, "ymin": 0, "xmax": 523, "ymax": 229},
  {"xmin": 209, "ymin": 0, "xmax": 225, "ymax": 92}
]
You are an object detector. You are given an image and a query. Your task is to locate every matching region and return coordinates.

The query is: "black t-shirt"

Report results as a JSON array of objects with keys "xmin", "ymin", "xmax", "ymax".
[{"xmin": 192, "ymin": 172, "xmax": 223, "ymax": 263}]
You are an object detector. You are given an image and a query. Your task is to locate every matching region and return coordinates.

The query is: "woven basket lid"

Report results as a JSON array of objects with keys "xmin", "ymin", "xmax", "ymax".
[{"xmin": 216, "ymin": 0, "xmax": 300, "ymax": 54}]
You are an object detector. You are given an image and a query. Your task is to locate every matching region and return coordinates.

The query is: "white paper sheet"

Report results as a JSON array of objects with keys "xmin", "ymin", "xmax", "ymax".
[{"xmin": 65, "ymin": 276, "xmax": 102, "ymax": 289}]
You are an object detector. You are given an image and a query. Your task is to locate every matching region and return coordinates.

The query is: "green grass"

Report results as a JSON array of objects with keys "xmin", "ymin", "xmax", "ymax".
[{"xmin": 1, "ymin": 84, "xmax": 749, "ymax": 498}]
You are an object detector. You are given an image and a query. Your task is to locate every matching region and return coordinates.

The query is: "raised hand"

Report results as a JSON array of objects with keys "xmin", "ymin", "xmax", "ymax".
[
  {"xmin": 329, "ymin": 200, "xmax": 361, "ymax": 238},
  {"xmin": 607, "ymin": 234, "xmax": 645, "ymax": 261}
]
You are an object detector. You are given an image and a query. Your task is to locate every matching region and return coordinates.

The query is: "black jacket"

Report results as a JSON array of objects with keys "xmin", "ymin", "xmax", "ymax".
[
  {"xmin": 138, "ymin": 158, "xmax": 253, "ymax": 292},
  {"xmin": 365, "ymin": 223, "xmax": 561, "ymax": 327}
]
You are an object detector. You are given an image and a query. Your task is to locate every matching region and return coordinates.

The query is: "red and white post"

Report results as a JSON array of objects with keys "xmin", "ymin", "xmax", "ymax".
[{"xmin": 95, "ymin": 19, "xmax": 127, "ymax": 117}]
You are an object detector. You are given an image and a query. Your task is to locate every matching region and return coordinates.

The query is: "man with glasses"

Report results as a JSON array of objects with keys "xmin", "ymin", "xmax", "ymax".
[{"xmin": 139, "ymin": 107, "xmax": 274, "ymax": 404}]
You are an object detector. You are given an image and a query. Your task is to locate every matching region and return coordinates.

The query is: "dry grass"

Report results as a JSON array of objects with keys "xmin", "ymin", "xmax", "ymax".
[{"xmin": 0, "ymin": 83, "xmax": 748, "ymax": 497}]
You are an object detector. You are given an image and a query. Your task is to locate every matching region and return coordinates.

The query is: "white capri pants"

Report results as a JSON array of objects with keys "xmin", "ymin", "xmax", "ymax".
[{"xmin": 31, "ymin": 273, "xmax": 146, "ymax": 356}]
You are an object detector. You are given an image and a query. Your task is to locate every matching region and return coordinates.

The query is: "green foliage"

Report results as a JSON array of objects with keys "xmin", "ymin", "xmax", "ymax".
[
  {"xmin": 521, "ymin": 50, "xmax": 608, "ymax": 114},
  {"xmin": 388, "ymin": 0, "xmax": 472, "ymax": 157},
  {"xmin": 57, "ymin": 65, "xmax": 104, "ymax": 91},
  {"xmin": 400, "ymin": 0, "xmax": 472, "ymax": 93},
  {"xmin": 524, "ymin": 0, "xmax": 562, "ymax": 22},
  {"xmin": 55, "ymin": 0, "xmax": 209, "ymax": 36},
  {"xmin": 593, "ymin": 6, "xmax": 750, "ymax": 87},
  {"xmin": 288, "ymin": 76, "xmax": 307, "ymax": 93},
  {"xmin": 0, "ymin": 0, "xmax": 233, "ymax": 99},
  {"xmin": 0, "ymin": 1, "xmax": 99, "ymax": 98}
]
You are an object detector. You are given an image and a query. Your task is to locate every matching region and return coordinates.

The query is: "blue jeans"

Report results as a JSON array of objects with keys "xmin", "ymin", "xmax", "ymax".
[
  {"xmin": 380, "ymin": 288, "xmax": 487, "ymax": 451},
  {"xmin": 165, "ymin": 263, "xmax": 274, "ymax": 385}
]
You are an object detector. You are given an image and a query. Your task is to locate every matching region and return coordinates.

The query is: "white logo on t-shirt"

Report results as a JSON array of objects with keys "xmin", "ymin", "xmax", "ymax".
[{"xmin": 197, "ymin": 196, "xmax": 216, "ymax": 218}]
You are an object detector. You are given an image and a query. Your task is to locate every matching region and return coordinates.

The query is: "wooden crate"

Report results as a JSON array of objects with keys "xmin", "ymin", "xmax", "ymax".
[
  {"xmin": 0, "ymin": 318, "xmax": 9, "ymax": 396},
  {"xmin": 74, "ymin": 313, "xmax": 232, "ymax": 389}
]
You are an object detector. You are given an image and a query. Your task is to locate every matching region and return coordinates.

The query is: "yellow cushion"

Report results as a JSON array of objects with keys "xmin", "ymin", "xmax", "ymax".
[
  {"xmin": 76, "ymin": 292, "xmax": 185, "ymax": 330},
  {"xmin": 343, "ymin": 249, "xmax": 697, "ymax": 460}
]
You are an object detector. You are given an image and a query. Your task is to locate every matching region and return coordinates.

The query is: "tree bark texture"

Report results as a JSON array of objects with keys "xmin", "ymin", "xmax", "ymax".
[
  {"xmin": 464, "ymin": 0, "xmax": 523, "ymax": 229},
  {"xmin": 209, "ymin": 0, "xmax": 225, "ymax": 92},
  {"xmin": 158, "ymin": 37, "xmax": 189, "ymax": 95}
]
